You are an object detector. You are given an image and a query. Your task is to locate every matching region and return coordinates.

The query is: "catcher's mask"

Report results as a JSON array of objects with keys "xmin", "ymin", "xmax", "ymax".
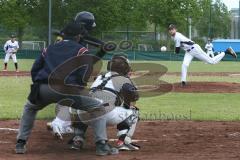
[
  {"xmin": 107, "ymin": 54, "xmax": 131, "ymax": 76},
  {"xmin": 74, "ymin": 11, "xmax": 96, "ymax": 32}
]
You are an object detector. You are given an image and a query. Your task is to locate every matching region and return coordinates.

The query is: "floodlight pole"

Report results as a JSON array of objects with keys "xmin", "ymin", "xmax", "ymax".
[
  {"xmin": 48, "ymin": 0, "xmax": 52, "ymax": 46},
  {"xmin": 208, "ymin": 0, "xmax": 212, "ymax": 38},
  {"xmin": 238, "ymin": 0, "xmax": 240, "ymax": 38},
  {"xmin": 188, "ymin": 17, "xmax": 192, "ymax": 39}
]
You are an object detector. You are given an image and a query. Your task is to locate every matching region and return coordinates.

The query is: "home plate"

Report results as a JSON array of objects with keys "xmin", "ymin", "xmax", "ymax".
[
  {"xmin": 0, "ymin": 128, "xmax": 19, "ymax": 132},
  {"xmin": 109, "ymin": 139, "xmax": 148, "ymax": 142}
]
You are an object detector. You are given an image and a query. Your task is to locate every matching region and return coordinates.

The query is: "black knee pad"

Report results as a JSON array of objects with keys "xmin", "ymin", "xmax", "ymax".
[
  {"xmin": 117, "ymin": 120, "xmax": 130, "ymax": 130},
  {"xmin": 117, "ymin": 113, "xmax": 138, "ymax": 130}
]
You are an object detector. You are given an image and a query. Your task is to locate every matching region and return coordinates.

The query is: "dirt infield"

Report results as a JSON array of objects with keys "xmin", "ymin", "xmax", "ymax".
[
  {"xmin": 1, "ymin": 71, "xmax": 240, "ymax": 93},
  {"xmin": 2, "ymin": 71, "xmax": 240, "ymax": 77},
  {"xmin": 0, "ymin": 71, "xmax": 30, "ymax": 76},
  {"xmin": 136, "ymin": 82, "xmax": 240, "ymax": 94},
  {"xmin": 171, "ymin": 82, "xmax": 240, "ymax": 93},
  {"xmin": 1, "ymin": 120, "xmax": 240, "ymax": 160}
]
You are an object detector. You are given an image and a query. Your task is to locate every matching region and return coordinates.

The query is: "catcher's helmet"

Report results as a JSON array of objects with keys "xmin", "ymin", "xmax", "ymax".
[
  {"xmin": 74, "ymin": 11, "xmax": 96, "ymax": 31},
  {"xmin": 107, "ymin": 54, "xmax": 131, "ymax": 76}
]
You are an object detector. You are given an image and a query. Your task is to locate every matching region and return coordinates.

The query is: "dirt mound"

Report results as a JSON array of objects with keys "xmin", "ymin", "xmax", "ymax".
[
  {"xmin": 131, "ymin": 71, "xmax": 240, "ymax": 77},
  {"xmin": 172, "ymin": 82, "xmax": 240, "ymax": 93},
  {"xmin": 138, "ymin": 82, "xmax": 240, "ymax": 93},
  {"xmin": 1, "ymin": 120, "xmax": 240, "ymax": 160},
  {"xmin": 1, "ymin": 71, "xmax": 240, "ymax": 93},
  {"xmin": 166, "ymin": 72, "xmax": 240, "ymax": 77},
  {"xmin": 2, "ymin": 71, "xmax": 240, "ymax": 77}
]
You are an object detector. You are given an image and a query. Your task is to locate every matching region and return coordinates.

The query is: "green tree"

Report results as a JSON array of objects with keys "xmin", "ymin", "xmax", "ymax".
[
  {"xmin": 63, "ymin": 0, "xmax": 147, "ymax": 35},
  {"xmin": 196, "ymin": 0, "xmax": 231, "ymax": 38},
  {"xmin": 144, "ymin": 0, "xmax": 201, "ymax": 33},
  {"xmin": 0, "ymin": 0, "xmax": 36, "ymax": 47}
]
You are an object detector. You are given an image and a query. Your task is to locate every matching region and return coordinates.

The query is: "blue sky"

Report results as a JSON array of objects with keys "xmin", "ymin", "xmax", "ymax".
[{"xmin": 221, "ymin": 0, "xmax": 239, "ymax": 10}]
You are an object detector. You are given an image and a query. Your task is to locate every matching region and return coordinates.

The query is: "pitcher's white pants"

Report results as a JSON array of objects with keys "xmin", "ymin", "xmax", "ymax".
[
  {"xmin": 4, "ymin": 53, "xmax": 17, "ymax": 63},
  {"xmin": 181, "ymin": 44, "xmax": 225, "ymax": 82}
]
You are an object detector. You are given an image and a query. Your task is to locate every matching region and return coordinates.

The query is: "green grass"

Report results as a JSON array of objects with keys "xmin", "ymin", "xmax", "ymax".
[
  {"xmin": 2, "ymin": 59, "xmax": 34, "ymax": 71},
  {"xmin": 3, "ymin": 59, "xmax": 240, "ymax": 73},
  {"xmin": 135, "ymin": 61, "xmax": 240, "ymax": 73},
  {"xmin": 0, "ymin": 76, "xmax": 239, "ymax": 121},
  {"xmin": 0, "ymin": 77, "xmax": 55, "ymax": 119},
  {"xmin": 0, "ymin": 59, "xmax": 239, "ymax": 121},
  {"xmin": 138, "ymin": 93, "xmax": 240, "ymax": 121}
]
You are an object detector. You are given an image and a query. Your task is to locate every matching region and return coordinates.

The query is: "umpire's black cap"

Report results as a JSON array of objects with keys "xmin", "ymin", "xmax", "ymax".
[
  {"xmin": 168, "ymin": 24, "xmax": 176, "ymax": 30},
  {"xmin": 61, "ymin": 21, "xmax": 83, "ymax": 36}
]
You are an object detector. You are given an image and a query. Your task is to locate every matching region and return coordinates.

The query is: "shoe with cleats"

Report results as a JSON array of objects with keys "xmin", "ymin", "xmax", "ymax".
[
  {"xmin": 15, "ymin": 139, "xmax": 27, "ymax": 154},
  {"xmin": 225, "ymin": 47, "xmax": 237, "ymax": 59},
  {"xmin": 68, "ymin": 136, "xmax": 84, "ymax": 150},
  {"xmin": 96, "ymin": 140, "xmax": 119, "ymax": 156},
  {"xmin": 117, "ymin": 140, "xmax": 140, "ymax": 151}
]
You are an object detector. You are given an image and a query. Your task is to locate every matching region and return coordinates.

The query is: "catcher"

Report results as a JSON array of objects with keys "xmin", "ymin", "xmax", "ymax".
[{"xmin": 48, "ymin": 54, "xmax": 141, "ymax": 153}]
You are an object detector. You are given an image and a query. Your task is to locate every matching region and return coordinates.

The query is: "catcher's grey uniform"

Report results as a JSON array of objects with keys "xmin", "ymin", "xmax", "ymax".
[
  {"xmin": 72, "ymin": 71, "xmax": 140, "ymax": 150},
  {"xmin": 50, "ymin": 55, "xmax": 140, "ymax": 151}
]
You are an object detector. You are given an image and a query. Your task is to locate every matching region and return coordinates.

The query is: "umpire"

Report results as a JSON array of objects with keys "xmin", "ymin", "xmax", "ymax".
[{"xmin": 15, "ymin": 13, "xmax": 107, "ymax": 154}]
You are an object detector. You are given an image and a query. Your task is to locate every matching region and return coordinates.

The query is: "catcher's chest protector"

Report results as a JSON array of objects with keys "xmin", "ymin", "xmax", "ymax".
[{"xmin": 90, "ymin": 72, "xmax": 131, "ymax": 106}]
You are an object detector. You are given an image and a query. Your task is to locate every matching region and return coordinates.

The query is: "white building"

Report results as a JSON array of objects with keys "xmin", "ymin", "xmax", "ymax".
[{"xmin": 230, "ymin": 8, "xmax": 239, "ymax": 39}]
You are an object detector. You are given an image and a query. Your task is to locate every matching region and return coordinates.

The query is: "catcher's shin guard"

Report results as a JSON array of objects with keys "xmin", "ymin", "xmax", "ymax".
[{"xmin": 116, "ymin": 110, "xmax": 140, "ymax": 151}]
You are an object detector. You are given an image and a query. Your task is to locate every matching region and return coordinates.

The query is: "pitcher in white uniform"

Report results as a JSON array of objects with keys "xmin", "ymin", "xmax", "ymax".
[
  {"xmin": 205, "ymin": 39, "xmax": 214, "ymax": 58},
  {"xmin": 3, "ymin": 35, "xmax": 19, "ymax": 72},
  {"xmin": 168, "ymin": 24, "xmax": 237, "ymax": 86}
]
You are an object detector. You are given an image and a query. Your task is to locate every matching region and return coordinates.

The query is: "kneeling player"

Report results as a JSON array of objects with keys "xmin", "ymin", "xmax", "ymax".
[{"xmin": 48, "ymin": 55, "xmax": 140, "ymax": 152}]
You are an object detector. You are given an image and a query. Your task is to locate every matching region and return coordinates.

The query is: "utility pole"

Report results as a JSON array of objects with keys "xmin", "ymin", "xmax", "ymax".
[
  {"xmin": 238, "ymin": 0, "xmax": 240, "ymax": 38},
  {"xmin": 208, "ymin": 0, "xmax": 212, "ymax": 38},
  {"xmin": 48, "ymin": 0, "xmax": 52, "ymax": 46},
  {"xmin": 188, "ymin": 17, "xmax": 192, "ymax": 39}
]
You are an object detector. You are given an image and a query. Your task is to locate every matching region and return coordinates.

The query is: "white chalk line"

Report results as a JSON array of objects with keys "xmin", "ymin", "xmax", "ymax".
[
  {"xmin": 0, "ymin": 128, "xmax": 19, "ymax": 132},
  {"xmin": 230, "ymin": 74, "xmax": 240, "ymax": 77},
  {"xmin": 109, "ymin": 139, "xmax": 148, "ymax": 142},
  {"xmin": 0, "ymin": 141, "xmax": 13, "ymax": 144}
]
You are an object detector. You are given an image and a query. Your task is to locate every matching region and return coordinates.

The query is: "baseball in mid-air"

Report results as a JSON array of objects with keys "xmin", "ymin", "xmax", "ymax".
[{"xmin": 161, "ymin": 46, "xmax": 167, "ymax": 52}]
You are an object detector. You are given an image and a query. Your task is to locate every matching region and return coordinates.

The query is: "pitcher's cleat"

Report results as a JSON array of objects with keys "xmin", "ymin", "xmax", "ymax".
[
  {"xmin": 181, "ymin": 81, "xmax": 186, "ymax": 87},
  {"xmin": 225, "ymin": 47, "xmax": 237, "ymax": 59}
]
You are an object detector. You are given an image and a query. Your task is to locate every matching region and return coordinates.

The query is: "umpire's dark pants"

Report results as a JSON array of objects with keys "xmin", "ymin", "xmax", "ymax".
[{"xmin": 17, "ymin": 84, "xmax": 102, "ymax": 141}]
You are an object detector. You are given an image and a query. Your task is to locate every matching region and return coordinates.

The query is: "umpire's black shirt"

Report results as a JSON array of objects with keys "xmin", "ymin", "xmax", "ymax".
[{"xmin": 31, "ymin": 39, "xmax": 89, "ymax": 86}]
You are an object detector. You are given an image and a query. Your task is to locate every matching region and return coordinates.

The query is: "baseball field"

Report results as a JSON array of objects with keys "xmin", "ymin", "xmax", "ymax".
[{"xmin": 0, "ymin": 59, "xmax": 240, "ymax": 160}]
